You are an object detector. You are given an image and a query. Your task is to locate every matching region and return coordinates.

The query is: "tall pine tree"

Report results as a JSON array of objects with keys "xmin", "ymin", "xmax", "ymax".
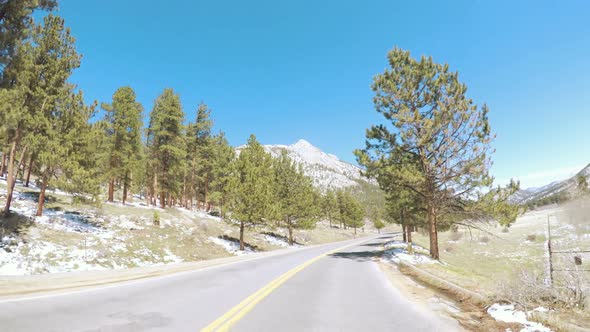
[
  {"xmin": 228, "ymin": 135, "xmax": 274, "ymax": 250},
  {"xmin": 102, "ymin": 86, "xmax": 143, "ymax": 204},
  {"xmin": 1, "ymin": 13, "xmax": 80, "ymax": 216},
  {"xmin": 208, "ymin": 132, "xmax": 235, "ymax": 216},
  {"xmin": 356, "ymin": 48, "xmax": 514, "ymax": 259},
  {"xmin": 36, "ymin": 87, "xmax": 94, "ymax": 215},
  {"xmin": 273, "ymin": 150, "xmax": 319, "ymax": 245},
  {"xmin": 146, "ymin": 88, "xmax": 185, "ymax": 208},
  {"xmin": 184, "ymin": 103, "xmax": 213, "ymax": 210}
]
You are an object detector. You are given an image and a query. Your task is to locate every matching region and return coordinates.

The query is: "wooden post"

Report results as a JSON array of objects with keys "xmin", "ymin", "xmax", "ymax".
[{"xmin": 545, "ymin": 215, "xmax": 553, "ymax": 286}]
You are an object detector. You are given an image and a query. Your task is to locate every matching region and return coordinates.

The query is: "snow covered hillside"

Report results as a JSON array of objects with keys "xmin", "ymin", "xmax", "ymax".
[
  {"xmin": 238, "ymin": 139, "xmax": 369, "ymax": 190},
  {"xmin": 510, "ymin": 163, "xmax": 590, "ymax": 205}
]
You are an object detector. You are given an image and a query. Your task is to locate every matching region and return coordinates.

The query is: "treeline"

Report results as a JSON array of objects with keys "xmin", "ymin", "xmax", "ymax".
[
  {"xmin": 0, "ymin": 2, "xmax": 368, "ymax": 249},
  {"xmin": 525, "ymin": 192, "xmax": 569, "ymax": 210}
]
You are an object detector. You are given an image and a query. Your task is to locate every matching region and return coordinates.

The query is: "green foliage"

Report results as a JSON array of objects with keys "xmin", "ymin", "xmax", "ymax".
[
  {"xmin": 207, "ymin": 132, "xmax": 236, "ymax": 215},
  {"xmin": 335, "ymin": 190, "xmax": 364, "ymax": 231},
  {"xmin": 1, "ymin": 13, "xmax": 84, "ymax": 215},
  {"xmin": 228, "ymin": 135, "xmax": 274, "ymax": 224},
  {"xmin": 228, "ymin": 135, "xmax": 274, "ymax": 249},
  {"xmin": 2, "ymin": 13, "xmax": 80, "ymax": 147},
  {"xmin": 147, "ymin": 88, "xmax": 186, "ymax": 206},
  {"xmin": 577, "ymin": 174, "xmax": 588, "ymax": 195},
  {"xmin": 273, "ymin": 150, "xmax": 319, "ymax": 244},
  {"xmin": 525, "ymin": 191, "xmax": 569, "ymax": 210},
  {"xmin": 467, "ymin": 180, "xmax": 521, "ymax": 227},
  {"xmin": 153, "ymin": 210, "xmax": 160, "ymax": 226},
  {"xmin": 373, "ymin": 218, "xmax": 385, "ymax": 232},
  {"xmin": 0, "ymin": 0, "xmax": 57, "ymax": 70},
  {"xmin": 185, "ymin": 103, "xmax": 215, "ymax": 206},
  {"xmin": 321, "ymin": 189, "xmax": 338, "ymax": 227},
  {"xmin": 101, "ymin": 86, "xmax": 144, "ymax": 202},
  {"xmin": 355, "ymin": 47, "xmax": 499, "ymax": 259}
]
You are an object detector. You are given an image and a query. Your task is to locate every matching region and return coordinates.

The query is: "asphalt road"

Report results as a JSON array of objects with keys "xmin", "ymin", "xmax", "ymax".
[{"xmin": 0, "ymin": 233, "xmax": 461, "ymax": 332}]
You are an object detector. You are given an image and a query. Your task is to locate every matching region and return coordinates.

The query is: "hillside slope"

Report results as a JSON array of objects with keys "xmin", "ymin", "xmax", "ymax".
[{"xmin": 510, "ymin": 163, "xmax": 590, "ymax": 205}]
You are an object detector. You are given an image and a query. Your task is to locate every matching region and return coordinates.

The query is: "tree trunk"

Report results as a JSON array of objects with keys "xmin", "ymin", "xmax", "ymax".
[
  {"xmin": 3, "ymin": 140, "xmax": 18, "ymax": 216},
  {"xmin": 239, "ymin": 220, "xmax": 245, "ymax": 251},
  {"xmin": 127, "ymin": 171, "xmax": 133, "ymax": 203},
  {"xmin": 354, "ymin": 227, "xmax": 357, "ymax": 235},
  {"xmin": 0, "ymin": 152, "xmax": 6, "ymax": 177},
  {"xmin": 160, "ymin": 191, "xmax": 166, "ymax": 209},
  {"xmin": 17, "ymin": 154, "xmax": 26, "ymax": 182},
  {"xmin": 402, "ymin": 223, "xmax": 407, "ymax": 242},
  {"xmin": 428, "ymin": 205, "xmax": 439, "ymax": 259},
  {"xmin": 122, "ymin": 173, "xmax": 128, "ymax": 205},
  {"xmin": 204, "ymin": 174, "xmax": 209, "ymax": 211},
  {"xmin": 25, "ymin": 155, "xmax": 34, "ymax": 187},
  {"xmin": 152, "ymin": 172, "xmax": 158, "ymax": 206},
  {"xmin": 407, "ymin": 225, "xmax": 413, "ymax": 243},
  {"xmin": 182, "ymin": 173, "xmax": 186, "ymax": 208},
  {"xmin": 3, "ymin": 141, "xmax": 27, "ymax": 216},
  {"xmin": 36, "ymin": 171, "xmax": 49, "ymax": 217},
  {"xmin": 288, "ymin": 220, "xmax": 293, "ymax": 246},
  {"xmin": 108, "ymin": 178, "xmax": 115, "ymax": 202}
]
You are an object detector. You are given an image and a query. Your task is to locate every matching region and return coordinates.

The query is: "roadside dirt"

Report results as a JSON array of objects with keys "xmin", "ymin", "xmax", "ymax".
[{"xmin": 377, "ymin": 260, "xmax": 521, "ymax": 332}]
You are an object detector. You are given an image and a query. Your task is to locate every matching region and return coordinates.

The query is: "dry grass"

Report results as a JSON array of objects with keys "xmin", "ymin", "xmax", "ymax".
[{"xmin": 405, "ymin": 203, "xmax": 590, "ymax": 328}]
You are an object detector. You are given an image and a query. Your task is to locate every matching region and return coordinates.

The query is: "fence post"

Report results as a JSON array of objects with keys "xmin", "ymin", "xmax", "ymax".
[{"xmin": 545, "ymin": 214, "xmax": 553, "ymax": 286}]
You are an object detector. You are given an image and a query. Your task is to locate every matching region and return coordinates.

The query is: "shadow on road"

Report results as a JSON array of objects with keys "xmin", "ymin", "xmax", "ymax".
[
  {"xmin": 361, "ymin": 242, "xmax": 387, "ymax": 247},
  {"xmin": 328, "ymin": 249, "xmax": 384, "ymax": 262}
]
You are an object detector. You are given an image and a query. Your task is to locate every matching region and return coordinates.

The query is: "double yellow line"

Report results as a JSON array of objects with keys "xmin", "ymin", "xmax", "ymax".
[{"xmin": 201, "ymin": 239, "xmax": 365, "ymax": 332}]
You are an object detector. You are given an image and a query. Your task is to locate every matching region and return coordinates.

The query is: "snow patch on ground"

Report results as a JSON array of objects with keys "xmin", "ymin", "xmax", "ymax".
[
  {"xmin": 0, "ymin": 240, "xmax": 108, "ymax": 275},
  {"xmin": 208, "ymin": 236, "xmax": 255, "ymax": 255},
  {"xmin": 383, "ymin": 241, "xmax": 439, "ymax": 265},
  {"xmin": 176, "ymin": 207, "xmax": 222, "ymax": 223},
  {"xmin": 262, "ymin": 234, "xmax": 302, "ymax": 248},
  {"xmin": 105, "ymin": 200, "xmax": 164, "ymax": 211},
  {"xmin": 487, "ymin": 303, "xmax": 551, "ymax": 332}
]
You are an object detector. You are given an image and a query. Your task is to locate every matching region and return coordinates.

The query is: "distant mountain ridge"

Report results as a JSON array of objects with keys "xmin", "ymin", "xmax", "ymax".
[
  {"xmin": 510, "ymin": 163, "xmax": 590, "ymax": 205},
  {"xmin": 236, "ymin": 139, "xmax": 369, "ymax": 191}
]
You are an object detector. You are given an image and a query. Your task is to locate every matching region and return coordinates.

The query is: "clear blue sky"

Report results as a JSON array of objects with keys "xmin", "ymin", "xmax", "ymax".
[{"xmin": 57, "ymin": 0, "xmax": 589, "ymax": 189}]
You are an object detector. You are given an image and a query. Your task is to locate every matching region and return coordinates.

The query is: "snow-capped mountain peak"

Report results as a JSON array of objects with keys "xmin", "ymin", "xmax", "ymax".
[
  {"xmin": 266, "ymin": 139, "xmax": 367, "ymax": 190},
  {"xmin": 293, "ymin": 139, "xmax": 314, "ymax": 149},
  {"xmin": 237, "ymin": 139, "xmax": 369, "ymax": 191}
]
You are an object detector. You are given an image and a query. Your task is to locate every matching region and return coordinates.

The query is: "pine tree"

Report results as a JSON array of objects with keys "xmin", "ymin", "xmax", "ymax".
[
  {"xmin": 36, "ymin": 87, "xmax": 95, "ymax": 215},
  {"xmin": 273, "ymin": 150, "xmax": 319, "ymax": 245},
  {"xmin": 185, "ymin": 103, "xmax": 214, "ymax": 210},
  {"xmin": 356, "ymin": 47, "xmax": 514, "ymax": 259},
  {"xmin": 385, "ymin": 189, "xmax": 424, "ymax": 243},
  {"xmin": 208, "ymin": 132, "xmax": 235, "ymax": 217},
  {"xmin": 0, "ymin": 0, "xmax": 55, "ymax": 194},
  {"xmin": 335, "ymin": 190, "xmax": 364, "ymax": 235},
  {"xmin": 371, "ymin": 213, "xmax": 385, "ymax": 234},
  {"xmin": 322, "ymin": 189, "xmax": 338, "ymax": 228},
  {"xmin": 1, "ymin": 13, "xmax": 80, "ymax": 216},
  {"xmin": 0, "ymin": 0, "xmax": 57, "ymax": 71},
  {"xmin": 228, "ymin": 134, "xmax": 274, "ymax": 250},
  {"xmin": 146, "ymin": 88, "xmax": 185, "ymax": 208},
  {"xmin": 577, "ymin": 174, "xmax": 588, "ymax": 196},
  {"xmin": 102, "ymin": 86, "xmax": 143, "ymax": 204},
  {"xmin": 63, "ymin": 106, "xmax": 105, "ymax": 205}
]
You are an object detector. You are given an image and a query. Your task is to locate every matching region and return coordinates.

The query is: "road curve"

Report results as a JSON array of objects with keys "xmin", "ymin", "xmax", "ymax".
[{"xmin": 0, "ymin": 233, "xmax": 461, "ymax": 331}]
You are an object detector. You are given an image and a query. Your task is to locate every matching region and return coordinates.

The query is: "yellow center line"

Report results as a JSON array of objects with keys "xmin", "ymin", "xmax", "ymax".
[{"xmin": 200, "ymin": 238, "xmax": 368, "ymax": 332}]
